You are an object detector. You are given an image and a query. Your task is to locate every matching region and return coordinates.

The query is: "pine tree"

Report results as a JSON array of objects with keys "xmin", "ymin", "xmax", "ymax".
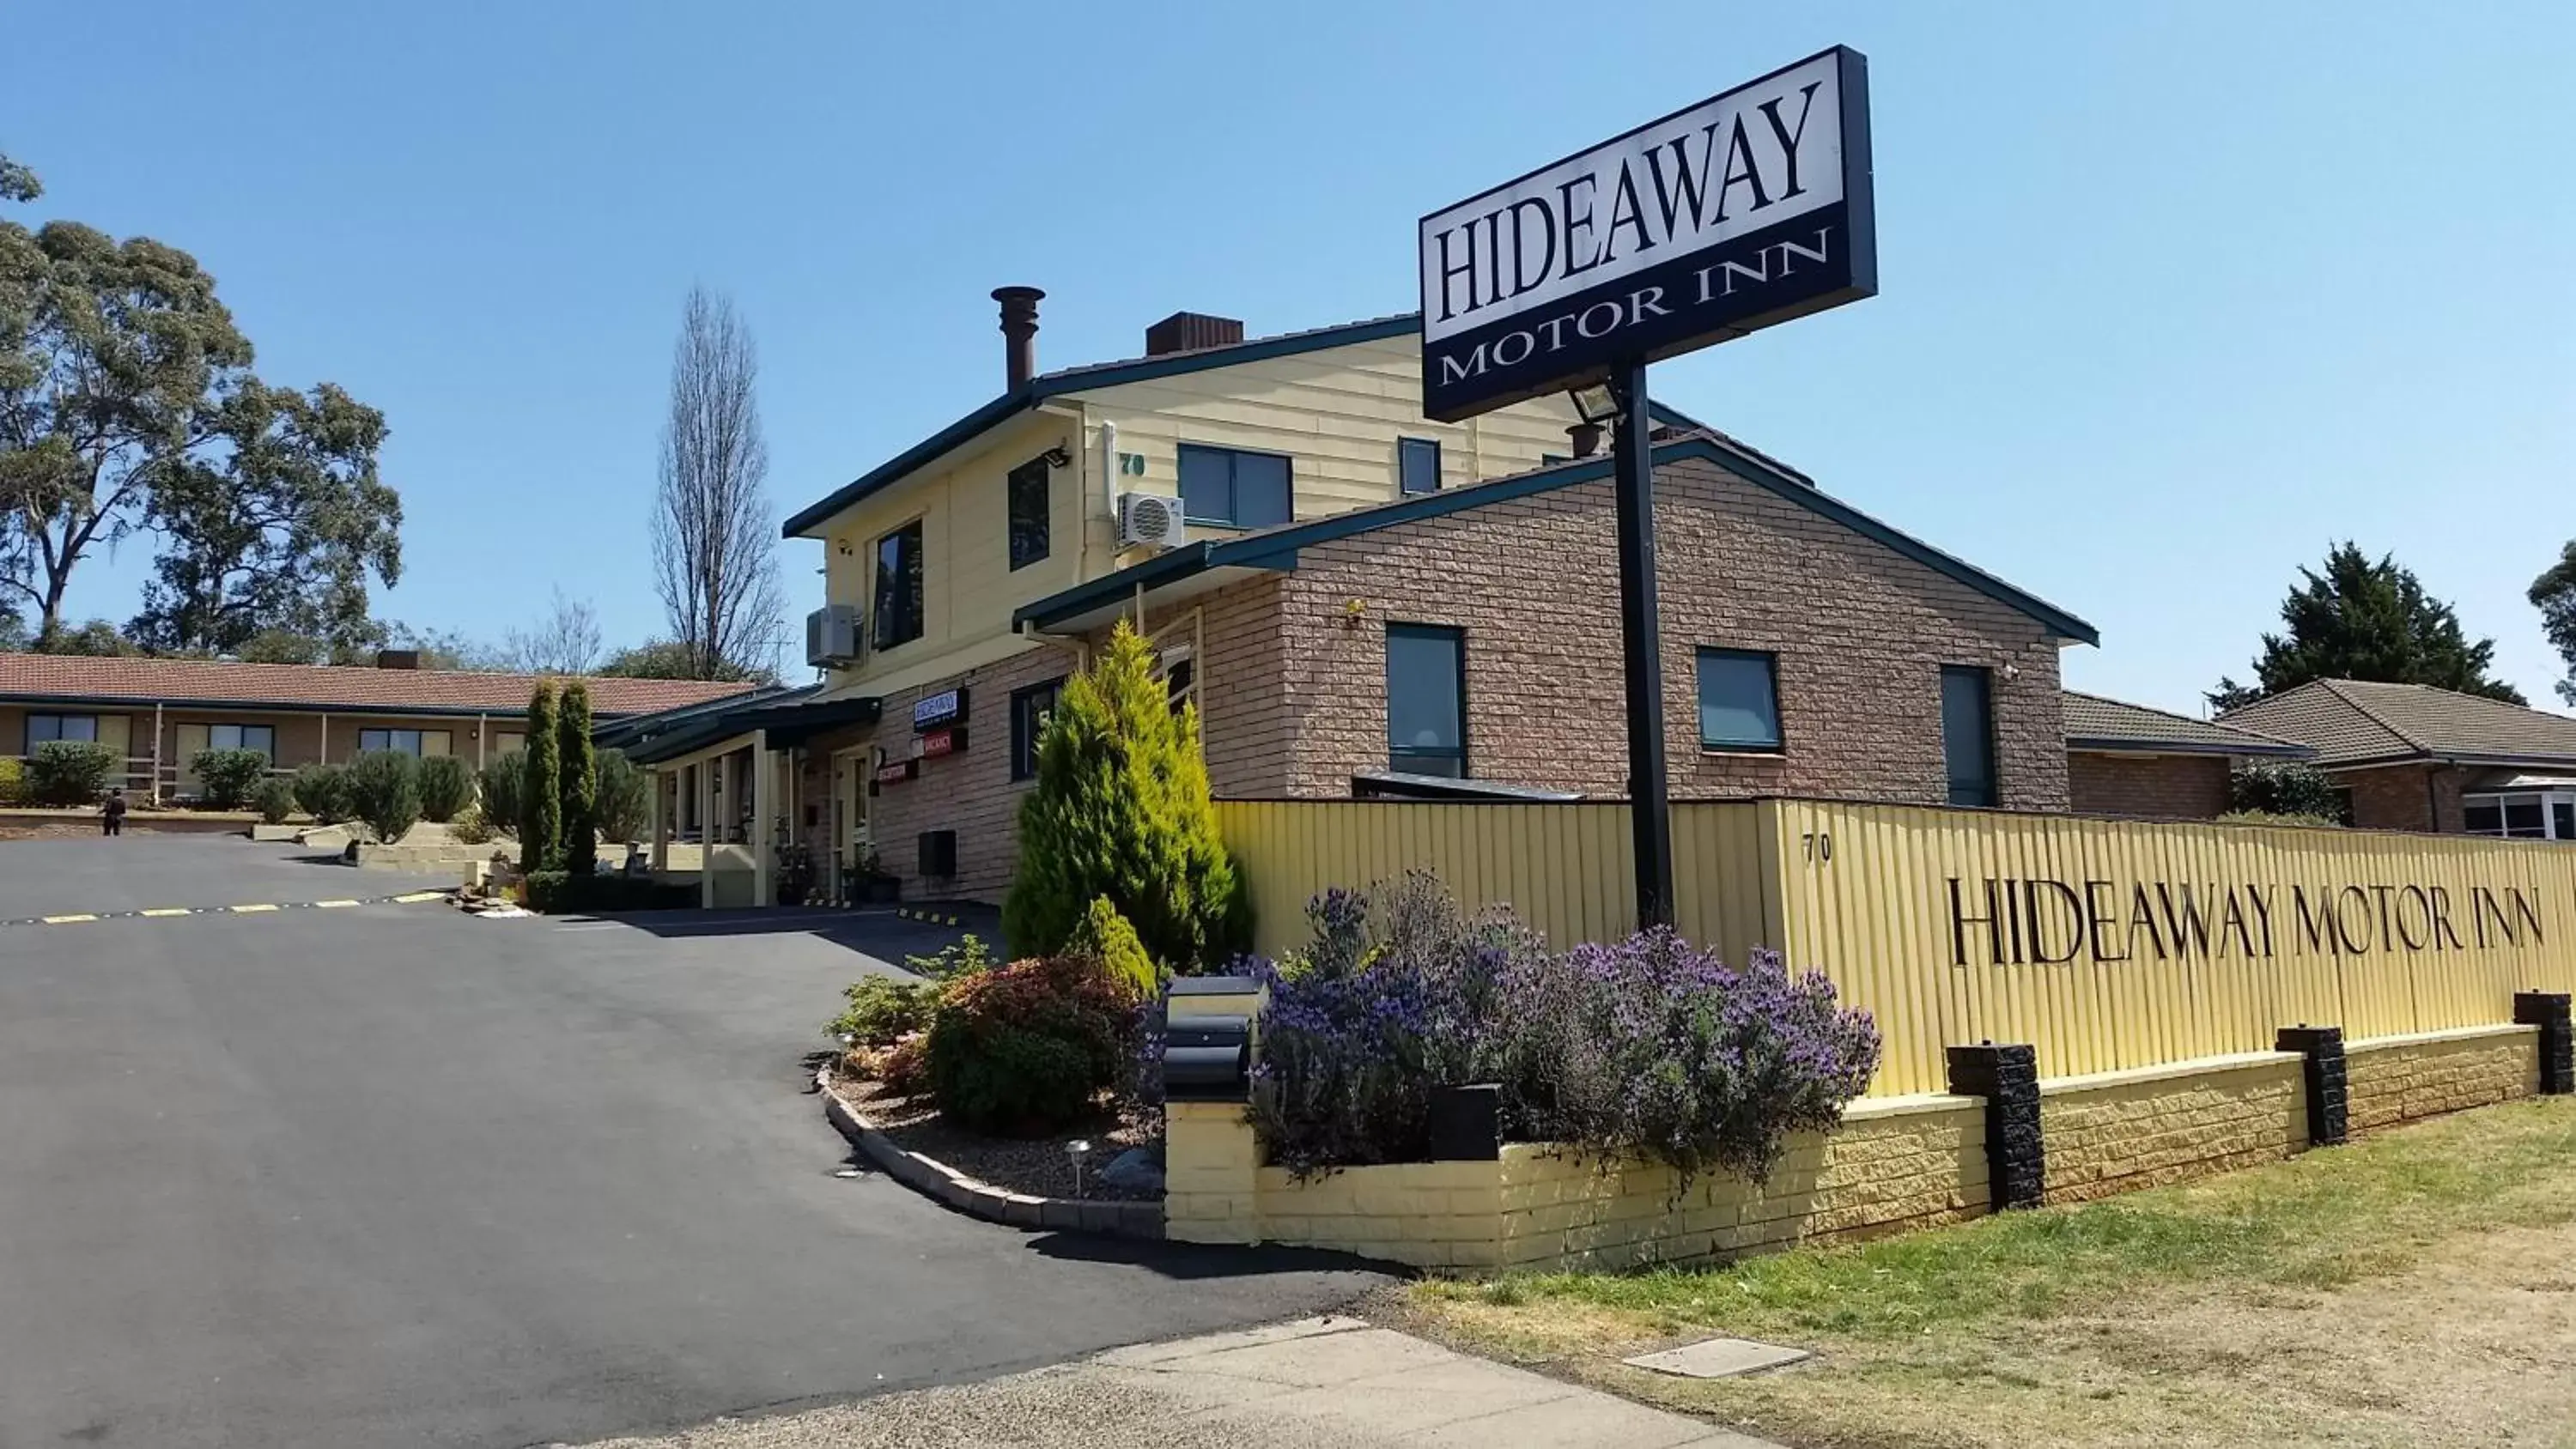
[
  {"xmin": 558, "ymin": 680, "xmax": 598, "ymax": 875},
  {"xmin": 1004, "ymin": 621, "xmax": 1249, "ymax": 971},
  {"xmin": 2210, "ymin": 543, "xmax": 2525, "ymax": 710},
  {"xmin": 521, "ymin": 682, "xmax": 562, "ymax": 871}
]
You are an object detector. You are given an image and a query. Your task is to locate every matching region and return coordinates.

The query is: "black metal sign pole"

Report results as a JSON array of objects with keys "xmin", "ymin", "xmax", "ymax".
[{"xmin": 1607, "ymin": 358, "xmax": 1674, "ymax": 930}]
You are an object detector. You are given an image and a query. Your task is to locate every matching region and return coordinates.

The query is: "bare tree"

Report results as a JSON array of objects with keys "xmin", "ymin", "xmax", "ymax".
[
  {"xmin": 502, "ymin": 586, "xmax": 603, "ymax": 675},
  {"xmin": 651, "ymin": 287, "xmax": 784, "ymax": 681}
]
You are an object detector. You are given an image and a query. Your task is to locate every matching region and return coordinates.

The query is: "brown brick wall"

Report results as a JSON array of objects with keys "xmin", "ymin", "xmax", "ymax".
[
  {"xmin": 1213, "ymin": 456, "xmax": 2068, "ymax": 808},
  {"xmin": 2337, "ymin": 762, "xmax": 2468, "ymax": 833},
  {"xmin": 2067, "ymin": 752, "xmax": 2233, "ymax": 820},
  {"xmin": 857, "ymin": 642, "xmax": 1084, "ymax": 901}
]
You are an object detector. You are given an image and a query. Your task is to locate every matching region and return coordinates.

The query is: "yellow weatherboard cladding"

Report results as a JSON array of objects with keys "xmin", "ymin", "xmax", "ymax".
[{"xmin": 1218, "ymin": 798, "xmax": 2576, "ymax": 1096}]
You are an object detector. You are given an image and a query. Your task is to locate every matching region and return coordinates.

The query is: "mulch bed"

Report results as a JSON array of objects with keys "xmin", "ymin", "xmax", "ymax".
[{"xmin": 835, "ymin": 1072, "xmax": 1162, "ymax": 1203}]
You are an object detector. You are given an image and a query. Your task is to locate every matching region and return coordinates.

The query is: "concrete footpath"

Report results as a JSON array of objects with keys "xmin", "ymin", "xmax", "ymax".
[{"xmin": 572, "ymin": 1317, "xmax": 1783, "ymax": 1448}]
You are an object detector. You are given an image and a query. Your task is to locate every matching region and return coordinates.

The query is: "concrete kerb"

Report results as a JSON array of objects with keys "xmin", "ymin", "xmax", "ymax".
[{"xmin": 817, "ymin": 1070, "xmax": 1164, "ymax": 1241}]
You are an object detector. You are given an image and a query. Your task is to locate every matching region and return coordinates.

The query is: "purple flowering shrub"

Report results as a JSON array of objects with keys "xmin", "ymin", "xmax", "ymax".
[{"xmin": 1249, "ymin": 876, "xmax": 1880, "ymax": 1184}]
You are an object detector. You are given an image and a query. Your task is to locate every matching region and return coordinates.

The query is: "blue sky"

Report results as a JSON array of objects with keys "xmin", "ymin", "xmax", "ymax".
[{"xmin": 9, "ymin": 2, "xmax": 2571, "ymax": 711}]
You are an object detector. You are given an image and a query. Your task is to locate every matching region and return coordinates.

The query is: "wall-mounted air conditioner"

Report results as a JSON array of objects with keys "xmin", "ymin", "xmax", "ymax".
[
  {"xmin": 805, "ymin": 604, "xmax": 865, "ymax": 668},
  {"xmin": 1117, "ymin": 491, "xmax": 1187, "ymax": 551}
]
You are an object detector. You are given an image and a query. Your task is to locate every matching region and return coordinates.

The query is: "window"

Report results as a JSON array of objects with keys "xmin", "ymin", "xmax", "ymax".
[
  {"xmin": 1178, "ymin": 444, "xmax": 1291, "ymax": 529},
  {"xmin": 1006, "ymin": 456, "xmax": 1050, "ymax": 570},
  {"xmin": 872, "ymin": 519, "xmax": 925, "ymax": 650},
  {"xmin": 208, "ymin": 724, "xmax": 276, "ymax": 761},
  {"xmin": 2558, "ymin": 800, "xmax": 2576, "ymax": 840},
  {"xmin": 1696, "ymin": 649, "xmax": 1783, "ymax": 751},
  {"xmin": 1398, "ymin": 437, "xmax": 1442, "ymax": 495},
  {"xmin": 26, "ymin": 713, "xmax": 99, "ymax": 747},
  {"xmin": 357, "ymin": 729, "xmax": 450, "ymax": 757},
  {"xmin": 1009, "ymin": 677, "xmax": 1066, "ymax": 782},
  {"xmin": 1387, "ymin": 624, "xmax": 1467, "ymax": 778},
  {"xmin": 495, "ymin": 731, "xmax": 526, "ymax": 755},
  {"xmin": 1940, "ymin": 665, "xmax": 1997, "ymax": 808},
  {"xmin": 2465, "ymin": 799, "xmax": 2503, "ymax": 835},
  {"xmin": 1165, "ymin": 656, "xmax": 1195, "ymax": 716},
  {"xmin": 2466, "ymin": 791, "xmax": 2573, "ymax": 840}
]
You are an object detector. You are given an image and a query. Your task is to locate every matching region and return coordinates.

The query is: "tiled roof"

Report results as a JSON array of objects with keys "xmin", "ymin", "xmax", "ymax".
[
  {"xmin": 0, "ymin": 653, "xmax": 757, "ymax": 718},
  {"xmin": 2219, "ymin": 680, "xmax": 2576, "ymax": 768},
  {"xmin": 2063, "ymin": 691, "xmax": 2311, "ymax": 757}
]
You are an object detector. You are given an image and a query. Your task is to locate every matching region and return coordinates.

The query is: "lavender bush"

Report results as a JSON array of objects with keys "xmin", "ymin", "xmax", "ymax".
[{"xmin": 1247, "ymin": 876, "xmax": 1881, "ymax": 1185}]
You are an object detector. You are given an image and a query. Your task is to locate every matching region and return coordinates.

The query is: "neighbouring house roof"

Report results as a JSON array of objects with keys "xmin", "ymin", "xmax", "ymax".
[
  {"xmin": 0, "ymin": 653, "xmax": 757, "ymax": 720},
  {"xmin": 2062, "ymin": 690, "xmax": 2311, "ymax": 759},
  {"xmin": 1013, "ymin": 432, "xmax": 2099, "ymax": 646},
  {"xmin": 780, "ymin": 312, "xmax": 1716, "ymax": 537},
  {"xmin": 2219, "ymin": 679, "xmax": 2576, "ymax": 770}
]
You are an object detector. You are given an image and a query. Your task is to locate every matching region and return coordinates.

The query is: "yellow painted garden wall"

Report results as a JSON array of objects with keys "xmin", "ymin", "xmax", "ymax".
[{"xmin": 1216, "ymin": 798, "xmax": 2576, "ymax": 1096}]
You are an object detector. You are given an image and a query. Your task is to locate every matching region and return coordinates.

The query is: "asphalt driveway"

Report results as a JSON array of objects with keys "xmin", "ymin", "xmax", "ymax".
[{"xmin": 0, "ymin": 836, "xmax": 1381, "ymax": 1448}]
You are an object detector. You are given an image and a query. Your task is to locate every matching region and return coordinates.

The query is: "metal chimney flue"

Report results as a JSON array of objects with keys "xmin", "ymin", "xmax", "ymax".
[
  {"xmin": 1567, "ymin": 422, "xmax": 1605, "ymax": 459},
  {"xmin": 993, "ymin": 286, "xmax": 1044, "ymax": 390}
]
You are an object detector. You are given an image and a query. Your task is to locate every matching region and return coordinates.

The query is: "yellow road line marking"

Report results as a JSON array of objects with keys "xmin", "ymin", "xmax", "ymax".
[
  {"xmin": 41, "ymin": 913, "xmax": 97, "ymax": 925},
  {"xmin": 228, "ymin": 903, "xmax": 280, "ymax": 913},
  {"xmin": 313, "ymin": 900, "xmax": 361, "ymax": 909},
  {"xmin": 140, "ymin": 908, "xmax": 191, "ymax": 918},
  {"xmin": 392, "ymin": 892, "xmax": 445, "ymax": 904}
]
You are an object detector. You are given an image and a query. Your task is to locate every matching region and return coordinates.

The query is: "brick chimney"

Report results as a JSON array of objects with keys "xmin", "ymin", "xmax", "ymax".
[
  {"xmin": 993, "ymin": 286, "xmax": 1044, "ymax": 390},
  {"xmin": 1145, "ymin": 311, "xmax": 1245, "ymax": 357}
]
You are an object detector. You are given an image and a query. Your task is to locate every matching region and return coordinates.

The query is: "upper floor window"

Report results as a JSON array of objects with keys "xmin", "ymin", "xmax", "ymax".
[
  {"xmin": 873, "ymin": 519, "xmax": 925, "ymax": 651},
  {"xmin": 208, "ymin": 723, "xmax": 276, "ymax": 761},
  {"xmin": 1940, "ymin": 665, "xmax": 1997, "ymax": 808},
  {"xmin": 1387, "ymin": 623, "xmax": 1467, "ymax": 778},
  {"xmin": 1007, "ymin": 457, "xmax": 1050, "ymax": 571},
  {"xmin": 1696, "ymin": 648, "xmax": 1782, "ymax": 752},
  {"xmin": 1398, "ymin": 437, "xmax": 1442, "ymax": 495},
  {"xmin": 26, "ymin": 713, "xmax": 100, "ymax": 748},
  {"xmin": 1178, "ymin": 444, "xmax": 1291, "ymax": 529},
  {"xmin": 1010, "ymin": 676, "xmax": 1066, "ymax": 782}
]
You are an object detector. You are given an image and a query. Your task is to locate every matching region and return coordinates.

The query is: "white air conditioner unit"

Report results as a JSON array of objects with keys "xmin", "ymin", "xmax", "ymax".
[
  {"xmin": 1117, "ymin": 491, "xmax": 1188, "ymax": 551},
  {"xmin": 805, "ymin": 604, "xmax": 865, "ymax": 668}
]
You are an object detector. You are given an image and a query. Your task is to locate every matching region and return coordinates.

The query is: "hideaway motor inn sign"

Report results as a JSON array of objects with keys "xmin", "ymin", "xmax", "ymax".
[{"xmin": 1418, "ymin": 45, "xmax": 1876, "ymax": 421}]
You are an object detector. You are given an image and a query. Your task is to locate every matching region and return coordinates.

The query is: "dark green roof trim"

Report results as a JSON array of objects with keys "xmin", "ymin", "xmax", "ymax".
[
  {"xmin": 1017, "ymin": 436, "xmax": 2099, "ymax": 646},
  {"xmin": 781, "ymin": 311, "xmax": 1707, "ymax": 537},
  {"xmin": 620, "ymin": 691, "xmax": 882, "ymax": 766}
]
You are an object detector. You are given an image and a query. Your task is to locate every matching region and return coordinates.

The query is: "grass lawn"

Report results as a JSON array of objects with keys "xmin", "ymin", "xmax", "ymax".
[{"xmin": 1400, "ymin": 1096, "xmax": 2576, "ymax": 1449}]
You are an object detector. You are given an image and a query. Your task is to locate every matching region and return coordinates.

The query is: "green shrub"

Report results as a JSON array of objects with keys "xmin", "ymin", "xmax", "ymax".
[
  {"xmin": 925, "ymin": 953, "xmax": 1144, "ymax": 1136},
  {"xmin": 2230, "ymin": 759, "xmax": 2346, "ymax": 823},
  {"xmin": 521, "ymin": 870, "xmax": 698, "ymax": 913},
  {"xmin": 293, "ymin": 763, "xmax": 349, "ymax": 823},
  {"xmin": 828, "ymin": 975, "xmax": 939, "ymax": 1048},
  {"xmin": 449, "ymin": 803, "xmax": 495, "ymax": 845},
  {"xmin": 2216, "ymin": 808, "xmax": 2345, "ymax": 829},
  {"xmin": 344, "ymin": 749, "xmax": 422, "ymax": 844},
  {"xmin": 190, "ymin": 748, "xmax": 271, "ymax": 809},
  {"xmin": 1068, "ymin": 896, "xmax": 1160, "ymax": 998},
  {"xmin": 559, "ymin": 680, "xmax": 598, "ymax": 875},
  {"xmin": 903, "ymin": 933, "xmax": 996, "ymax": 980},
  {"xmin": 477, "ymin": 751, "xmax": 523, "ymax": 840},
  {"xmin": 0, "ymin": 755, "xmax": 23, "ymax": 805},
  {"xmin": 414, "ymin": 754, "xmax": 471, "ymax": 822},
  {"xmin": 1004, "ymin": 619, "xmax": 1249, "ymax": 970},
  {"xmin": 27, "ymin": 740, "xmax": 118, "ymax": 805},
  {"xmin": 522, "ymin": 684, "xmax": 562, "ymax": 870},
  {"xmin": 253, "ymin": 776, "xmax": 297, "ymax": 825},
  {"xmin": 593, "ymin": 749, "xmax": 650, "ymax": 845}
]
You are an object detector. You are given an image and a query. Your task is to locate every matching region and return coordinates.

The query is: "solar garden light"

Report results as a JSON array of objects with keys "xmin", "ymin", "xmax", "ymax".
[{"xmin": 1066, "ymin": 1139, "xmax": 1093, "ymax": 1198}]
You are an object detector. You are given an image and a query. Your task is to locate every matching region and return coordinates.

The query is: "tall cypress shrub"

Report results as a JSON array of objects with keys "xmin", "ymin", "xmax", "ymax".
[
  {"xmin": 558, "ymin": 680, "xmax": 598, "ymax": 874},
  {"xmin": 521, "ymin": 682, "xmax": 562, "ymax": 871},
  {"xmin": 1004, "ymin": 620, "xmax": 1249, "ymax": 971}
]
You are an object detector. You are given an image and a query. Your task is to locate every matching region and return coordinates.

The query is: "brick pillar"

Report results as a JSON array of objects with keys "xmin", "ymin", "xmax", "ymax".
[
  {"xmin": 1947, "ymin": 1043, "xmax": 2044, "ymax": 1210},
  {"xmin": 1163, "ymin": 1100, "xmax": 1260, "ymax": 1244},
  {"xmin": 2513, "ymin": 991, "xmax": 2573, "ymax": 1095},
  {"xmin": 2275, "ymin": 1025, "xmax": 2349, "ymax": 1146}
]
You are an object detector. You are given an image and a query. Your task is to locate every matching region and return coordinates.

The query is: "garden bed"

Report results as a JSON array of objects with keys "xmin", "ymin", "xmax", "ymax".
[{"xmin": 830, "ymin": 1069, "xmax": 1162, "ymax": 1203}]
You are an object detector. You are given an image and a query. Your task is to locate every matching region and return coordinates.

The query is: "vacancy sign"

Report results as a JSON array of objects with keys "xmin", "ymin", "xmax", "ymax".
[{"xmin": 1419, "ymin": 46, "xmax": 1876, "ymax": 421}]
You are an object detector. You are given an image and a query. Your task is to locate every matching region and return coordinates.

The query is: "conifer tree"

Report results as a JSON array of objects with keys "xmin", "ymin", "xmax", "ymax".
[
  {"xmin": 558, "ymin": 680, "xmax": 597, "ymax": 874},
  {"xmin": 521, "ymin": 682, "xmax": 562, "ymax": 871}
]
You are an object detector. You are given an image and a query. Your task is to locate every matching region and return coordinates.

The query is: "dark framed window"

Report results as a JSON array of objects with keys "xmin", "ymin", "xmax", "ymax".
[
  {"xmin": 1006, "ymin": 456, "xmax": 1050, "ymax": 571},
  {"xmin": 1165, "ymin": 656, "xmax": 1195, "ymax": 716},
  {"xmin": 872, "ymin": 519, "xmax": 925, "ymax": 650},
  {"xmin": 1398, "ymin": 437, "xmax": 1442, "ymax": 495},
  {"xmin": 26, "ymin": 713, "xmax": 99, "ymax": 748},
  {"xmin": 1010, "ymin": 676, "xmax": 1066, "ymax": 782},
  {"xmin": 1387, "ymin": 623, "xmax": 1467, "ymax": 778},
  {"xmin": 1177, "ymin": 444, "xmax": 1291, "ymax": 529},
  {"xmin": 1696, "ymin": 648, "xmax": 1783, "ymax": 751},
  {"xmin": 357, "ymin": 728, "xmax": 447, "ymax": 757},
  {"xmin": 1940, "ymin": 665, "xmax": 1997, "ymax": 808},
  {"xmin": 209, "ymin": 724, "xmax": 276, "ymax": 760}
]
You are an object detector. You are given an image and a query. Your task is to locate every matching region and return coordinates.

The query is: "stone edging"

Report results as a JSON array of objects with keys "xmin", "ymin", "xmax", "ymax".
[{"xmin": 817, "ymin": 1071, "xmax": 1163, "ymax": 1240}]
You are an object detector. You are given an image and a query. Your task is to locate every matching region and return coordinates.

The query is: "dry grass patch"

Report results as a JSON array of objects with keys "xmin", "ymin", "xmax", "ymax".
[{"xmin": 1404, "ymin": 1096, "xmax": 2576, "ymax": 1448}]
